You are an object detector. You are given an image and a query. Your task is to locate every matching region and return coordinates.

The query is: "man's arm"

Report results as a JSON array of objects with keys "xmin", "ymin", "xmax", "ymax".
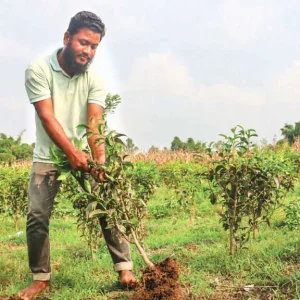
[
  {"xmin": 87, "ymin": 103, "xmax": 105, "ymax": 164},
  {"xmin": 34, "ymin": 98, "xmax": 90, "ymax": 171}
]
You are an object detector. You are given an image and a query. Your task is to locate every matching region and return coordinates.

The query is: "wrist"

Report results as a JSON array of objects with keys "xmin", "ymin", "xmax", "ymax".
[
  {"xmin": 64, "ymin": 145, "xmax": 78, "ymax": 159},
  {"xmin": 93, "ymin": 153, "xmax": 105, "ymax": 165}
]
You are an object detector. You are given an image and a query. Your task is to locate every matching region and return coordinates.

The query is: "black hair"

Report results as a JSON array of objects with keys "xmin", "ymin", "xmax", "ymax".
[{"xmin": 67, "ymin": 11, "xmax": 106, "ymax": 39}]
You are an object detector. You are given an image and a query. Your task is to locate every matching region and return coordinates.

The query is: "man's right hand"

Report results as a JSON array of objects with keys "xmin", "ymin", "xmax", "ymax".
[{"xmin": 67, "ymin": 149, "xmax": 91, "ymax": 171}]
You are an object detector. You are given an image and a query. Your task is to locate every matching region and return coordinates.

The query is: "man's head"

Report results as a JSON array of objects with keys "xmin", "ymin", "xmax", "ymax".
[{"xmin": 62, "ymin": 11, "xmax": 106, "ymax": 75}]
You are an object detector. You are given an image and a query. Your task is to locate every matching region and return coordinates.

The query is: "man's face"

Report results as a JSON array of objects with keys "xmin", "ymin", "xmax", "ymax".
[{"xmin": 63, "ymin": 28, "xmax": 101, "ymax": 74}]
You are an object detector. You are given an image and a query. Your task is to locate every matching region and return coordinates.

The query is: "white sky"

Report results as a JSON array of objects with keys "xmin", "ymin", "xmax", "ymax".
[{"xmin": 1, "ymin": 0, "xmax": 300, "ymax": 150}]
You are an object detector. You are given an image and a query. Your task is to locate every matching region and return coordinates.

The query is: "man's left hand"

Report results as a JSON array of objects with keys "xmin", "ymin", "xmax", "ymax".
[{"xmin": 89, "ymin": 162, "xmax": 105, "ymax": 182}]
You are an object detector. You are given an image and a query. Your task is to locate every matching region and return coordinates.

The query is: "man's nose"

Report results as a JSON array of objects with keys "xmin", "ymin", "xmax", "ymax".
[{"xmin": 83, "ymin": 46, "xmax": 92, "ymax": 56}]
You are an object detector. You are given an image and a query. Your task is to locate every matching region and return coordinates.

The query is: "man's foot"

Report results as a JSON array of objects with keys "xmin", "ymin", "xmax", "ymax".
[
  {"xmin": 118, "ymin": 270, "xmax": 139, "ymax": 289},
  {"xmin": 18, "ymin": 281, "xmax": 49, "ymax": 300}
]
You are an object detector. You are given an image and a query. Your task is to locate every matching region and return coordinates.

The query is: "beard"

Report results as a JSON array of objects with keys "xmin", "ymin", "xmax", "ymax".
[{"xmin": 62, "ymin": 43, "xmax": 93, "ymax": 75}]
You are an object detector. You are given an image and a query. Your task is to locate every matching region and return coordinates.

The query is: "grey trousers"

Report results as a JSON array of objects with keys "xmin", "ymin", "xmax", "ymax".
[{"xmin": 27, "ymin": 162, "xmax": 132, "ymax": 281}]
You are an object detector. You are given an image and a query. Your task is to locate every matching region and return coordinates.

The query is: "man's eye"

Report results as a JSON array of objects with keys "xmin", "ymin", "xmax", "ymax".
[{"xmin": 80, "ymin": 40, "xmax": 87, "ymax": 45}]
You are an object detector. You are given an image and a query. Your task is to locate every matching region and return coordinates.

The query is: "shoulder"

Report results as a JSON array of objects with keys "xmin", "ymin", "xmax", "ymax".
[
  {"xmin": 25, "ymin": 55, "xmax": 52, "ymax": 83},
  {"xmin": 26, "ymin": 55, "xmax": 51, "ymax": 74}
]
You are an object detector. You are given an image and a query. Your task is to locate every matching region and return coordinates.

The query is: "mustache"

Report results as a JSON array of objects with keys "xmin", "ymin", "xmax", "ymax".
[{"xmin": 78, "ymin": 54, "xmax": 91, "ymax": 61}]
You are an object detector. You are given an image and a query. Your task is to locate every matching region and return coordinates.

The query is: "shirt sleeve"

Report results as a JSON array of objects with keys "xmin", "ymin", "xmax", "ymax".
[
  {"xmin": 25, "ymin": 67, "xmax": 51, "ymax": 103},
  {"xmin": 87, "ymin": 70, "xmax": 107, "ymax": 108}
]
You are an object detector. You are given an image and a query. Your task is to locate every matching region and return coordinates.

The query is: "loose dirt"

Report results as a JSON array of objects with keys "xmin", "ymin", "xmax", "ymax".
[{"xmin": 132, "ymin": 257, "xmax": 182, "ymax": 300}]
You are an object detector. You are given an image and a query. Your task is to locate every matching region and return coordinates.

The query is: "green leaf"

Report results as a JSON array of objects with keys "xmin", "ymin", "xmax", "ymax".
[
  {"xmin": 84, "ymin": 180, "xmax": 92, "ymax": 193},
  {"xmin": 49, "ymin": 146, "xmax": 59, "ymax": 161},
  {"xmin": 123, "ymin": 162, "xmax": 134, "ymax": 168},
  {"xmin": 88, "ymin": 209, "xmax": 107, "ymax": 219},
  {"xmin": 105, "ymin": 174, "xmax": 115, "ymax": 182},
  {"xmin": 57, "ymin": 171, "xmax": 71, "ymax": 181},
  {"xmin": 82, "ymin": 131, "xmax": 97, "ymax": 139},
  {"xmin": 77, "ymin": 124, "xmax": 90, "ymax": 130},
  {"xmin": 77, "ymin": 139, "xmax": 83, "ymax": 150},
  {"xmin": 114, "ymin": 138, "xmax": 125, "ymax": 145},
  {"xmin": 86, "ymin": 201, "xmax": 98, "ymax": 217},
  {"xmin": 114, "ymin": 133, "xmax": 126, "ymax": 138},
  {"xmin": 219, "ymin": 134, "xmax": 228, "ymax": 139}
]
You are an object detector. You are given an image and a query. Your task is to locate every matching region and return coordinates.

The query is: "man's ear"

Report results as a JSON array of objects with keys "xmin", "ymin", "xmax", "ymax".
[{"xmin": 63, "ymin": 31, "xmax": 70, "ymax": 45}]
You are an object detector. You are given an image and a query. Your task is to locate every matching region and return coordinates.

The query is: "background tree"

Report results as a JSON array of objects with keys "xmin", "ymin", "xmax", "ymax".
[
  {"xmin": 194, "ymin": 140, "xmax": 207, "ymax": 151},
  {"xmin": 124, "ymin": 138, "xmax": 138, "ymax": 155},
  {"xmin": 148, "ymin": 145, "xmax": 160, "ymax": 153},
  {"xmin": 280, "ymin": 121, "xmax": 300, "ymax": 145},
  {"xmin": 186, "ymin": 137, "xmax": 195, "ymax": 150},
  {"xmin": 0, "ymin": 130, "xmax": 34, "ymax": 162},
  {"xmin": 171, "ymin": 136, "xmax": 183, "ymax": 151},
  {"xmin": 281, "ymin": 123, "xmax": 295, "ymax": 145},
  {"xmin": 171, "ymin": 136, "xmax": 206, "ymax": 152},
  {"xmin": 13, "ymin": 144, "xmax": 34, "ymax": 160},
  {"xmin": 0, "ymin": 134, "xmax": 15, "ymax": 154},
  {"xmin": 294, "ymin": 121, "xmax": 300, "ymax": 137}
]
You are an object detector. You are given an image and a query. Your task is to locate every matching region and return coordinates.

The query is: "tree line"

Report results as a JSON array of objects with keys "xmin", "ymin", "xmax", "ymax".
[
  {"xmin": 1, "ymin": 121, "xmax": 299, "ymax": 162},
  {"xmin": 0, "ymin": 131, "xmax": 34, "ymax": 162},
  {"xmin": 280, "ymin": 122, "xmax": 300, "ymax": 145}
]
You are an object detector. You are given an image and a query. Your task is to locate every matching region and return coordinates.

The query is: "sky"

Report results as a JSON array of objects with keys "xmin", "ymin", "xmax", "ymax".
[{"xmin": 1, "ymin": 0, "xmax": 300, "ymax": 151}]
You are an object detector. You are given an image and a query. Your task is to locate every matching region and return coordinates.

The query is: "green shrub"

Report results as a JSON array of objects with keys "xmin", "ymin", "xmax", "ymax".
[
  {"xmin": 285, "ymin": 200, "xmax": 300, "ymax": 230},
  {"xmin": 202, "ymin": 126, "xmax": 299, "ymax": 254},
  {"xmin": 0, "ymin": 166, "xmax": 30, "ymax": 231},
  {"xmin": 0, "ymin": 153, "xmax": 16, "ymax": 163}
]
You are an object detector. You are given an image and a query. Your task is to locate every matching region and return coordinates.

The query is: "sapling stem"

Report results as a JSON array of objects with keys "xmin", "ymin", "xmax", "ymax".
[{"xmin": 119, "ymin": 195, "xmax": 155, "ymax": 269}]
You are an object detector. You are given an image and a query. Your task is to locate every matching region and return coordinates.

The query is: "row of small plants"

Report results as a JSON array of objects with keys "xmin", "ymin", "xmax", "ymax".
[
  {"xmin": 2, "ymin": 93, "xmax": 299, "ymax": 298},
  {"xmin": 201, "ymin": 126, "xmax": 300, "ymax": 254},
  {"xmin": 0, "ymin": 95, "xmax": 299, "ymax": 260},
  {"xmin": 1, "ymin": 144, "xmax": 299, "ymax": 251}
]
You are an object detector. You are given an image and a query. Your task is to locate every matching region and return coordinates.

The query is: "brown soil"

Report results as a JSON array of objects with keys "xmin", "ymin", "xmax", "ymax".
[
  {"xmin": 6, "ymin": 296, "xmax": 49, "ymax": 300},
  {"xmin": 5, "ymin": 296, "xmax": 50, "ymax": 300},
  {"xmin": 132, "ymin": 257, "xmax": 182, "ymax": 300}
]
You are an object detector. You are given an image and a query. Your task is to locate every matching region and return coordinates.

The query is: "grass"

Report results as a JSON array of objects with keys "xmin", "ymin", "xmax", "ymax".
[{"xmin": 0, "ymin": 186, "xmax": 299, "ymax": 299}]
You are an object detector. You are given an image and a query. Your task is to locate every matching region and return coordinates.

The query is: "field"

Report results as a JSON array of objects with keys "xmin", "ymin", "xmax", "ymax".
[{"xmin": 0, "ymin": 164, "xmax": 299, "ymax": 299}]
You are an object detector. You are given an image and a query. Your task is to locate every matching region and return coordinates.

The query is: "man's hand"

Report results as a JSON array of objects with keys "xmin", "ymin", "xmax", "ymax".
[
  {"xmin": 89, "ymin": 162, "xmax": 105, "ymax": 182},
  {"xmin": 67, "ymin": 149, "xmax": 91, "ymax": 171}
]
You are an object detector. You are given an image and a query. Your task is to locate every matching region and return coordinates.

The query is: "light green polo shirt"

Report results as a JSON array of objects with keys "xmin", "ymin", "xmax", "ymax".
[{"xmin": 25, "ymin": 48, "xmax": 107, "ymax": 163}]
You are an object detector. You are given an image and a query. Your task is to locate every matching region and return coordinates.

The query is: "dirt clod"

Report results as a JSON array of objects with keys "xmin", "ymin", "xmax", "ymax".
[{"xmin": 132, "ymin": 257, "xmax": 182, "ymax": 300}]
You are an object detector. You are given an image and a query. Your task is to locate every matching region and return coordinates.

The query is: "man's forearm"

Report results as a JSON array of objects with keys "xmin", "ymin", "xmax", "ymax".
[
  {"xmin": 87, "ymin": 103, "xmax": 105, "ymax": 164},
  {"xmin": 88, "ymin": 134, "xmax": 105, "ymax": 164},
  {"xmin": 41, "ymin": 115, "xmax": 76, "ymax": 157}
]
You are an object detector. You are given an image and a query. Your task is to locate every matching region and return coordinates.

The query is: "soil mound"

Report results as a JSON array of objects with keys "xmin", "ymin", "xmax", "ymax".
[{"xmin": 132, "ymin": 257, "xmax": 182, "ymax": 300}]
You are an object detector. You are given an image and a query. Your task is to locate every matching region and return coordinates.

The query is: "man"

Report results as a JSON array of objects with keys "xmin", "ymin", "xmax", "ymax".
[{"xmin": 18, "ymin": 11, "xmax": 136, "ymax": 300}]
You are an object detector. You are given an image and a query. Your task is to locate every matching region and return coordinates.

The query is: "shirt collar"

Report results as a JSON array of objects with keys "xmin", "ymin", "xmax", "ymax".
[{"xmin": 49, "ymin": 48, "xmax": 62, "ymax": 72}]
